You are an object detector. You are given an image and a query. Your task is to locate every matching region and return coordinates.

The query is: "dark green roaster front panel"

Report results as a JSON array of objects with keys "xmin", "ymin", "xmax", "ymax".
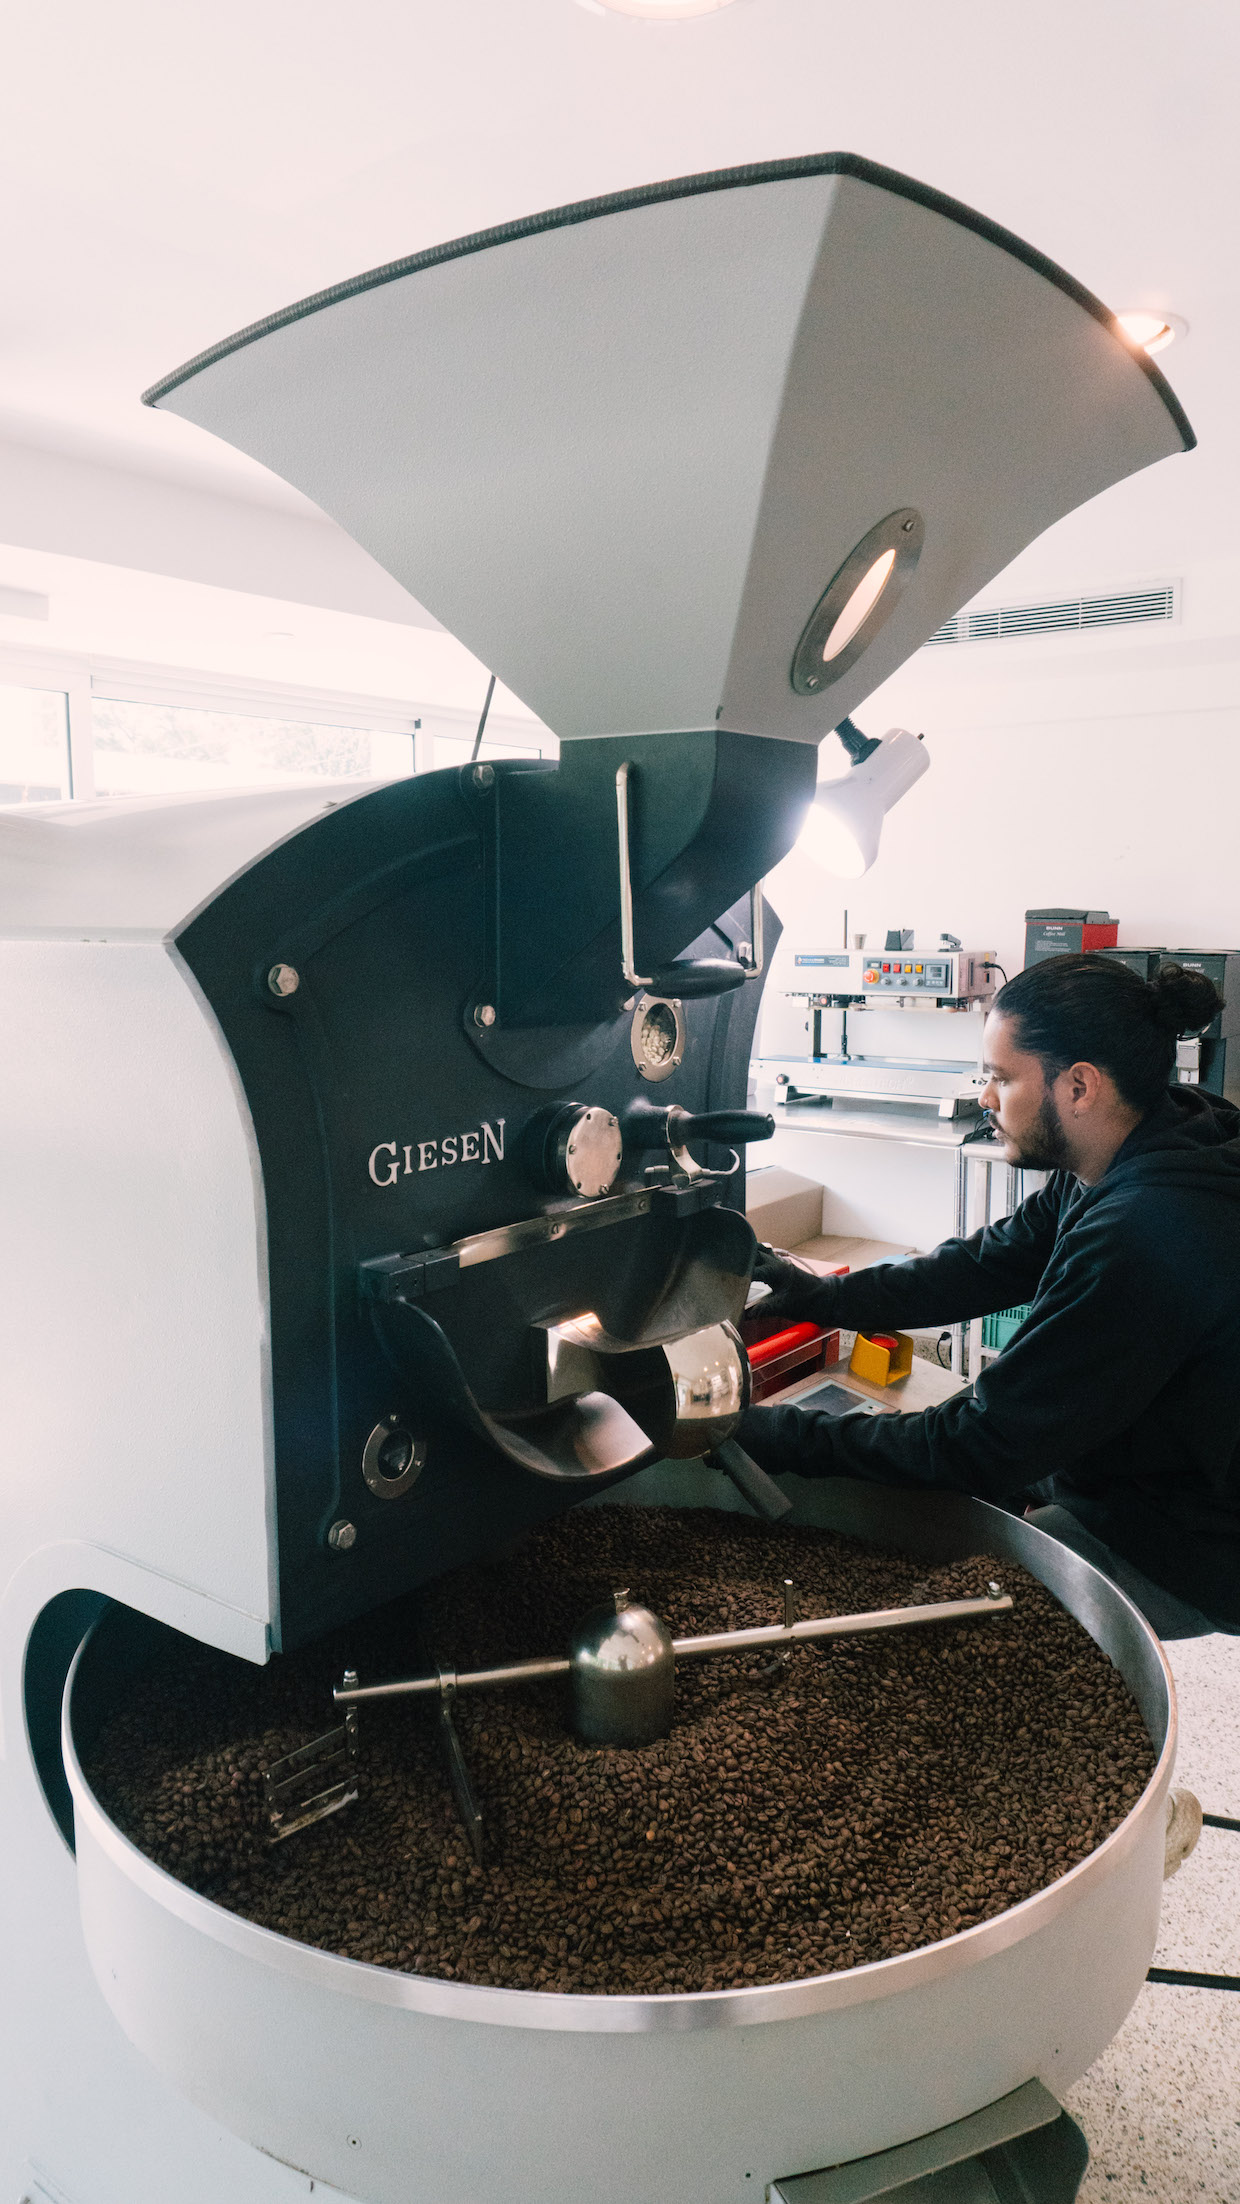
[{"xmin": 176, "ymin": 766, "xmax": 772, "ymax": 1650}]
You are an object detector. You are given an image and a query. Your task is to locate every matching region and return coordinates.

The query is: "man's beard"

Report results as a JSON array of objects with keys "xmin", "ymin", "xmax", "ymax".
[{"xmin": 1005, "ymin": 1092, "xmax": 1073, "ymax": 1171}]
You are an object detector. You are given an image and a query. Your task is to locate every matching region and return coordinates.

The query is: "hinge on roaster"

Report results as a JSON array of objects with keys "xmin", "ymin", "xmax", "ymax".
[{"xmin": 262, "ymin": 1684, "xmax": 361, "ymax": 1843}]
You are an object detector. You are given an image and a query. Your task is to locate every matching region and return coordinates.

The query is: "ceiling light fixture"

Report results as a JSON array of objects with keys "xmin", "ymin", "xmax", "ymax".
[
  {"xmin": 1116, "ymin": 310, "xmax": 1187, "ymax": 357},
  {"xmin": 576, "ymin": 0, "xmax": 739, "ymax": 18},
  {"xmin": 796, "ymin": 720, "xmax": 930, "ymax": 878}
]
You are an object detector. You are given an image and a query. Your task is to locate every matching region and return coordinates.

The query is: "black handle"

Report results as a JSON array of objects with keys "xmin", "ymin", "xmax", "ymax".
[
  {"xmin": 621, "ymin": 1101, "xmax": 775, "ymax": 1152},
  {"xmin": 709, "ymin": 1439, "xmax": 794, "ymax": 1522},
  {"xmin": 671, "ymin": 1109, "xmax": 774, "ymax": 1148},
  {"xmin": 646, "ymin": 959, "xmax": 747, "ymax": 1000}
]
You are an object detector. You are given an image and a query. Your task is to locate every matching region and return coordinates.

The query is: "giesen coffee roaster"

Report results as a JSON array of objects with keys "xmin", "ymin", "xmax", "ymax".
[{"xmin": 0, "ymin": 153, "xmax": 1194, "ymax": 2204}]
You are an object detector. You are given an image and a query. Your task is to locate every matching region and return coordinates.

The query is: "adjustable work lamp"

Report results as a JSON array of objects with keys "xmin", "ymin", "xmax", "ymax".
[{"xmin": 798, "ymin": 717, "xmax": 930, "ymax": 878}]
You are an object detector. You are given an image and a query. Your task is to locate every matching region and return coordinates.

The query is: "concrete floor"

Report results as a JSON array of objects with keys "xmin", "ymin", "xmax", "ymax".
[{"xmin": 1064, "ymin": 1633, "xmax": 1240, "ymax": 2201}]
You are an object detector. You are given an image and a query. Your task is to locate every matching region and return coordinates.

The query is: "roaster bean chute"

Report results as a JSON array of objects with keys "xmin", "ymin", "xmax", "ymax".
[{"xmin": 0, "ymin": 151, "xmax": 1193, "ymax": 2204}]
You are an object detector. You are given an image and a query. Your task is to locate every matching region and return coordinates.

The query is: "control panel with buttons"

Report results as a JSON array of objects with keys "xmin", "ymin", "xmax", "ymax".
[
  {"xmin": 792, "ymin": 948, "xmax": 996, "ymax": 1001},
  {"xmin": 863, "ymin": 957, "xmax": 951, "ymax": 991}
]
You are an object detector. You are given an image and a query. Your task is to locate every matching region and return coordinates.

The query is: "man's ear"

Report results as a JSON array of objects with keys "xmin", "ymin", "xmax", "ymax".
[{"xmin": 1067, "ymin": 1060, "xmax": 1107, "ymax": 1112}]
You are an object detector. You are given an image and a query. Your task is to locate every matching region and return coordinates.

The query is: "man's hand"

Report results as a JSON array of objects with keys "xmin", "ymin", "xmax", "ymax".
[{"xmin": 749, "ymin": 1244, "xmax": 841, "ymax": 1326}]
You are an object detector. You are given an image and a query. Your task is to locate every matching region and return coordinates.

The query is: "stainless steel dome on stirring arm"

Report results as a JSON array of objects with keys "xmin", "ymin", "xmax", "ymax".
[
  {"xmin": 569, "ymin": 1590, "xmax": 677, "ymax": 1745},
  {"xmin": 1, "ymin": 150, "xmax": 1194, "ymax": 2204}
]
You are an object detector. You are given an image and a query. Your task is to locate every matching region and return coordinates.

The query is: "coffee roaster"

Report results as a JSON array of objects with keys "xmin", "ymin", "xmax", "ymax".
[{"xmin": 0, "ymin": 153, "xmax": 1195, "ymax": 2204}]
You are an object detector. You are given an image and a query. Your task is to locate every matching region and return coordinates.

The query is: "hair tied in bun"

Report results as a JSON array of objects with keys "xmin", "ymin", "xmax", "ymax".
[
  {"xmin": 1149, "ymin": 961, "xmax": 1224, "ymax": 1037},
  {"xmin": 994, "ymin": 952, "xmax": 1222, "ymax": 1113}
]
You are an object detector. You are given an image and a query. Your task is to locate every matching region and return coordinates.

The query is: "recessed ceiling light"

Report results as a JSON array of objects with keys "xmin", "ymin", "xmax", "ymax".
[
  {"xmin": 575, "ymin": 0, "xmax": 739, "ymax": 18},
  {"xmin": 1116, "ymin": 310, "xmax": 1187, "ymax": 357}
]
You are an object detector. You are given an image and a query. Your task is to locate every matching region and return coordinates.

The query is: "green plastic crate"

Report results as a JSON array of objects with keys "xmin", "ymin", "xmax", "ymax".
[{"xmin": 982, "ymin": 1304, "xmax": 1032, "ymax": 1352}]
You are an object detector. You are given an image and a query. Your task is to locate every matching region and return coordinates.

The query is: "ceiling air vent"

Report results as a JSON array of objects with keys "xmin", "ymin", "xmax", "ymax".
[{"xmin": 925, "ymin": 581, "xmax": 1178, "ymax": 647}]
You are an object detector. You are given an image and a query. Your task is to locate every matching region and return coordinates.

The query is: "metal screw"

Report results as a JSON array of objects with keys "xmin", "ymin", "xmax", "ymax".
[
  {"xmin": 328, "ymin": 1520, "xmax": 357, "ymax": 1551},
  {"xmin": 472, "ymin": 762, "xmax": 495, "ymax": 790},
  {"xmin": 806, "ymin": 675, "xmax": 820, "ymax": 689},
  {"xmin": 267, "ymin": 963, "xmax": 300, "ymax": 998},
  {"xmin": 385, "ymin": 1411, "xmax": 402, "ymax": 1427},
  {"xmin": 987, "ymin": 1580, "xmax": 1003, "ymax": 1600},
  {"xmin": 474, "ymin": 1002, "xmax": 496, "ymax": 1028}
]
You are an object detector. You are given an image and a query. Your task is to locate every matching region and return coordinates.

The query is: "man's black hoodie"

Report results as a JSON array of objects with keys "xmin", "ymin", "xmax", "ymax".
[{"xmin": 740, "ymin": 1086, "xmax": 1240, "ymax": 1629}]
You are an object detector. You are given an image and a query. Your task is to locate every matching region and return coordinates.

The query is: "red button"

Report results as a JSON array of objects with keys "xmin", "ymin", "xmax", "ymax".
[{"xmin": 882, "ymin": 962, "xmax": 890, "ymax": 971}]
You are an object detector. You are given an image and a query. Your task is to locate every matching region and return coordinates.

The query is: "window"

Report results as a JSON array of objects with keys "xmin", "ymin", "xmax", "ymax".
[
  {"xmin": 0, "ymin": 684, "xmax": 71, "ymax": 804},
  {"xmin": 91, "ymin": 699, "xmax": 416, "ymax": 796},
  {"xmin": 0, "ymin": 653, "xmax": 554, "ymax": 809},
  {"xmin": 430, "ymin": 730, "xmax": 549, "ymax": 771}
]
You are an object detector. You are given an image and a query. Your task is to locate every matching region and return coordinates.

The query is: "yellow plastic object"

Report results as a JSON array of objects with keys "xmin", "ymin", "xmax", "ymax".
[{"xmin": 849, "ymin": 1330, "xmax": 915, "ymax": 1386}]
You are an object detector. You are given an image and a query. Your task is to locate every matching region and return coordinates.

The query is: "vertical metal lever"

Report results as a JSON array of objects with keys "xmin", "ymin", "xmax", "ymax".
[{"xmin": 616, "ymin": 761, "xmax": 764, "ymax": 997}]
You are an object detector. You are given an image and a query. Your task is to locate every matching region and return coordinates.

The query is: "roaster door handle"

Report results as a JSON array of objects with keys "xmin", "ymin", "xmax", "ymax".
[
  {"xmin": 621, "ymin": 1102, "xmax": 775, "ymax": 1153},
  {"xmin": 616, "ymin": 761, "xmax": 764, "ymax": 999}
]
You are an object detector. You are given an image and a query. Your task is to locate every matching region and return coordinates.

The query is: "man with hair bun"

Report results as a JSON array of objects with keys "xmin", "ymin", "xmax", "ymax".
[{"xmin": 742, "ymin": 953, "xmax": 1240, "ymax": 1637}]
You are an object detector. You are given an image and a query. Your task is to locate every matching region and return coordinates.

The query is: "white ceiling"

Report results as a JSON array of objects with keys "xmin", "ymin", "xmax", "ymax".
[{"xmin": 0, "ymin": 0, "xmax": 1234, "ymax": 668}]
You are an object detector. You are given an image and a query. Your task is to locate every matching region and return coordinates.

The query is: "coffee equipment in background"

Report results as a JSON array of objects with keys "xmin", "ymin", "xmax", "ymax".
[
  {"xmin": 1024, "ymin": 909, "xmax": 1119, "ymax": 965},
  {"xmin": 1161, "ymin": 949, "xmax": 1240, "ymax": 1103},
  {"xmin": 1095, "ymin": 946, "xmax": 1239, "ymax": 1104},
  {"xmin": 1099, "ymin": 947, "xmax": 1164, "ymax": 980}
]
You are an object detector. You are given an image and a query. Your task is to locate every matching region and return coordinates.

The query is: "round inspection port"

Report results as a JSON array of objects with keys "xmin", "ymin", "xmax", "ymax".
[
  {"xmin": 362, "ymin": 1418, "xmax": 427, "ymax": 1500},
  {"xmin": 559, "ymin": 1106, "xmax": 623, "ymax": 1199},
  {"xmin": 791, "ymin": 508, "xmax": 924, "ymax": 694},
  {"xmin": 630, "ymin": 996, "xmax": 685, "ymax": 1083}
]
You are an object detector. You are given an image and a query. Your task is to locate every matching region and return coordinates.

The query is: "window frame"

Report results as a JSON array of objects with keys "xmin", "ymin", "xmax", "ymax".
[{"xmin": 0, "ymin": 645, "xmax": 553, "ymax": 801}]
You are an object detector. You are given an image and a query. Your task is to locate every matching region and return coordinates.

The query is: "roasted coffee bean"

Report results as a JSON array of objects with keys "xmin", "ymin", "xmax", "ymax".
[{"xmin": 83, "ymin": 1507, "xmax": 1153, "ymax": 1997}]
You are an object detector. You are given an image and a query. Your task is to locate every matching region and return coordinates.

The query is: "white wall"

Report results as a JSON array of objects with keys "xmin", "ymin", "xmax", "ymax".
[{"xmin": 765, "ymin": 564, "xmax": 1240, "ymax": 978}]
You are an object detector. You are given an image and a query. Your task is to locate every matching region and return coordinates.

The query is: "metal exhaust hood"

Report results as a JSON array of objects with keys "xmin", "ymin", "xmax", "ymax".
[
  {"xmin": 143, "ymin": 155, "xmax": 1192, "ymax": 1028},
  {"xmin": 145, "ymin": 152, "xmax": 1192, "ymax": 750}
]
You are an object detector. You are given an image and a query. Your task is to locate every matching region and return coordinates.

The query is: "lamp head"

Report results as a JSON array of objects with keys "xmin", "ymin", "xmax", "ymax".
[{"xmin": 798, "ymin": 727, "xmax": 929, "ymax": 878}]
